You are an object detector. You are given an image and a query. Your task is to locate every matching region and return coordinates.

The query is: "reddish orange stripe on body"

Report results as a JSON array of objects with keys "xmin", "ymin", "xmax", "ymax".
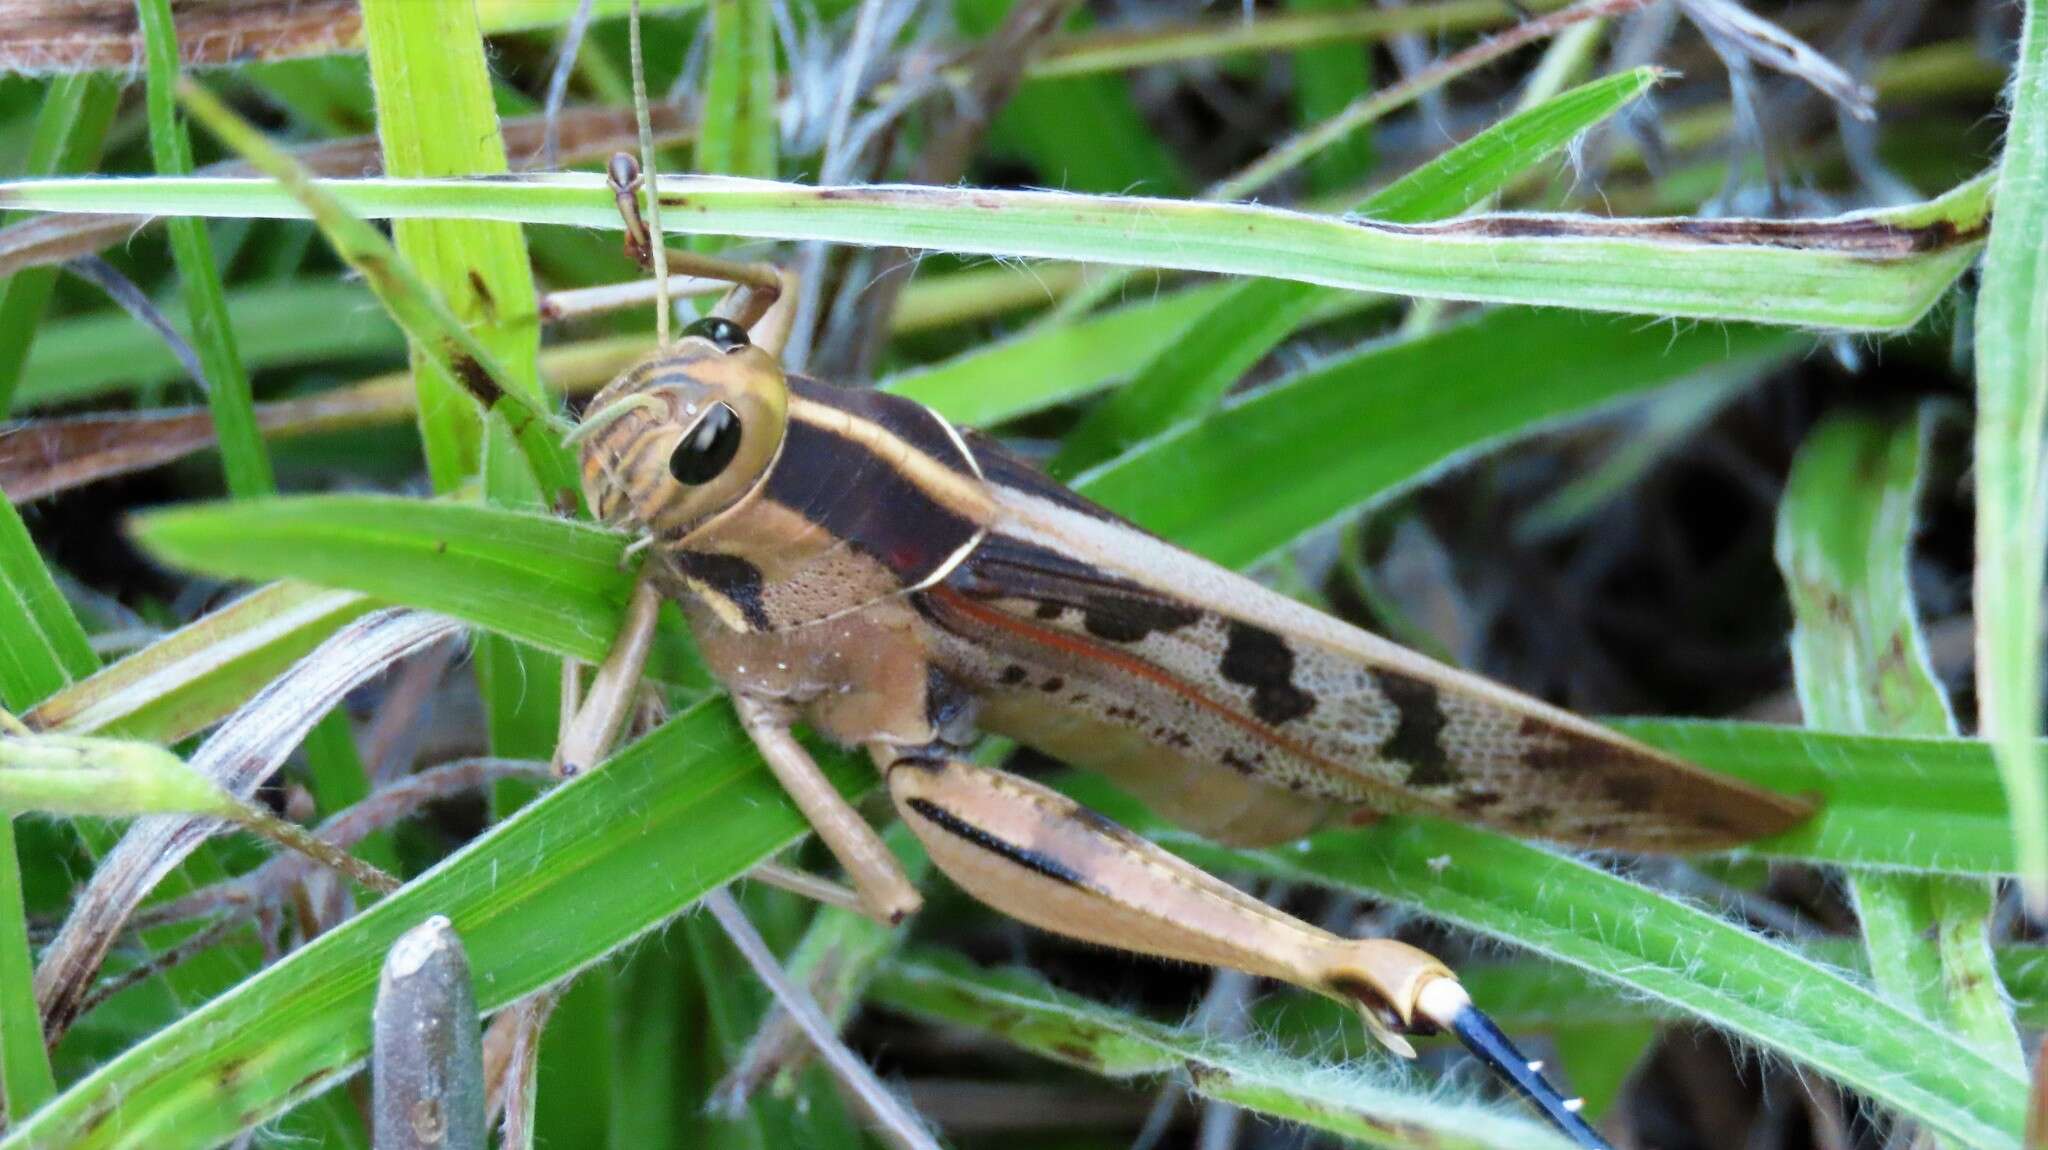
[{"xmin": 929, "ymin": 585, "xmax": 1375, "ymax": 791}]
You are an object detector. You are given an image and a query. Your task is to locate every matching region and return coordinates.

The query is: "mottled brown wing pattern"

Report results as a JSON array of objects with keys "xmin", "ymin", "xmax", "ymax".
[{"xmin": 924, "ymin": 460, "xmax": 1812, "ymax": 853}]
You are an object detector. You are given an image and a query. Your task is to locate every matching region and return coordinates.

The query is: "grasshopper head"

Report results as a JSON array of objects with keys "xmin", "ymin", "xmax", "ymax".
[{"xmin": 574, "ymin": 316, "xmax": 789, "ymax": 540}]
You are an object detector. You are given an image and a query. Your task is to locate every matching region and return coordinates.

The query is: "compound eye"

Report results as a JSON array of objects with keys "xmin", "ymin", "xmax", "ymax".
[
  {"xmin": 668, "ymin": 402, "xmax": 743, "ymax": 485},
  {"xmin": 682, "ymin": 316, "xmax": 749, "ymax": 352}
]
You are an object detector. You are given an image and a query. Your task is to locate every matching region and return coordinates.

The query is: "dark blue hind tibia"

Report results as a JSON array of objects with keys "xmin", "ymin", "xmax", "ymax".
[{"xmin": 1416, "ymin": 978, "xmax": 1614, "ymax": 1149}]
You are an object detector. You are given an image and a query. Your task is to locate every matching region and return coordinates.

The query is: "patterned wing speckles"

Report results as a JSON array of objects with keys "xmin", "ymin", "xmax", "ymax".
[
  {"xmin": 1220, "ymin": 622, "xmax": 1318, "ymax": 726},
  {"xmin": 926, "ymin": 476, "xmax": 1815, "ymax": 853},
  {"xmin": 1372, "ymin": 671, "xmax": 1454, "ymax": 787}
]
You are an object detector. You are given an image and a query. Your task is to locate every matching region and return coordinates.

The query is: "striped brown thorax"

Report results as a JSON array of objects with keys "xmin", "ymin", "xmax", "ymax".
[{"xmin": 573, "ymin": 314, "xmax": 1000, "ymax": 749}]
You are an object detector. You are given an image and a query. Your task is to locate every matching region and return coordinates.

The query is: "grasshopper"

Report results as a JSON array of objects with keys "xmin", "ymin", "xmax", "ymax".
[{"xmin": 556, "ymin": 152, "xmax": 1814, "ymax": 1149}]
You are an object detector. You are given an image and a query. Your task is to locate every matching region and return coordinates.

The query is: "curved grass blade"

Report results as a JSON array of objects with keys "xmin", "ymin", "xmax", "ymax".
[
  {"xmin": 1614, "ymin": 719, "xmax": 2016, "ymax": 876},
  {"xmin": 1778, "ymin": 409, "xmax": 2020, "ymax": 1068},
  {"xmin": 25, "ymin": 583, "xmax": 375, "ymax": 744},
  {"xmin": 0, "ymin": 73, "xmax": 118, "ymax": 416},
  {"xmin": 0, "ymin": 171, "xmax": 1990, "ymax": 332},
  {"xmin": 360, "ymin": 0, "xmax": 547, "ymax": 493},
  {"xmin": 1109, "ymin": 795, "xmax": 2031, "ymax": 1150},
  {"xmin": 1974, "ymin": 0, "xmax": 2048, "ymax": 910},
  {"xmin": 0, "ymin": 700, "xmax": 868, "ymax": 1150},
  {"xmin": 1051, "ymin": 66, "xmax": 1666, "ymax": 473},
  {"xmin": 136, "ymin": 0, "xmax": 274, "ymax": 501},
  {"xmin": 869, "ymin": 948, "xmax": 1580, "ymax": 1150},
  {"xmin": 168, "ymin": 82, "xmax": 582, "ymax": 513},
  {"xmin": 1074, "ymin": 307, "xmax": 1805, "ymax": 569},
  {"xmin": 128, "ymin": 497, "xmax": 708, "ymax": 693}
]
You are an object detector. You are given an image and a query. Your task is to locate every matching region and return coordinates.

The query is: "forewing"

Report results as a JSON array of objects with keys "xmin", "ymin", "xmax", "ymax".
[{"xmin": 930, "ymin": 460, "xmax": 1811, "ymax": 852}]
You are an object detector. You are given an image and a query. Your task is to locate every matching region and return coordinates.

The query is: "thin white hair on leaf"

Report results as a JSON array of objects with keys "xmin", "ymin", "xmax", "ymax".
[{"xmin": 33, "ymin": 608, "xmax": 463, "ymax": 1040}]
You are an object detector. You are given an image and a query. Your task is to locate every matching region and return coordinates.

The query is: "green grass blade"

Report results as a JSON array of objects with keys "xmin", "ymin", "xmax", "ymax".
[
  {"xmin": 168, "ymin": 84, "xmax": 583, "ymax": 512},
  {"xmin": 15, "ymin": 279, "xmax": 401, "ymax": 409},
  {"xmin": 0, "ymin": 490, "xmax": 85, "ymax": 1114},
  {"xmin": 696, "ymin": 0, "xmax": 778, "ymax": 181},
  {"xmin": 26, "ymin": 583, "xmax": 375, "ymax": 743},
  {"xmin": 0, "ymin": 73, "xmax": 118, "ymax": 417},
  {"xmin": 129, "ymin": 497, "xmax": 709, "ymax": 692},
  {"xmin": 0, "ymin": 815, "xmax": 53, "ymax": 1120},
  {"xmin": 126, "ymin": 495, "xmax": 2035, "ymax": 877},
  {"xmin": 1778, "ymin": 409, "xmax": 2021, "ymax": 1070},
  {"xmin": 1284, "ymin": 0, "xmax": 1374, "ymax": 194},
  {"xmin": 1053, "ymin": 67, "xmax": 1664, "ymax": 474},
  {"xmin": 883, "ymin": 281, "xmax": 1358, "ymax": 427},
  {"xmin": 0, "ymin": 701, "xmax": 869, "ymax": 1150},
  {"xmin": 359, "ymin": 0, "xmax": 563, "ymax": 817},
  {"xmin": 1074, "ymin": 308, "xmax": 1805, "ymax": 569},
  {"xmin": 1973, "ymin": 0, "xmax": 2048, "ymax": 909},
  {"xmin": 361, "ymin": 0, "xmax": 550, "ymax": 493},
  {"xmin": 0, "ymin": 501, "xmax": 96, "ymax": 711},
  {"xmin": 136, "ymin": 0, "xmax": 275, "ymax": 500},
  {"xmin": 869, "ymin": 949, "xmax": 1580, "ymax": 1150},
  {"xmin": 1615, "ymin": 720, "xmax": 2014, "ymax": 874},
  {"xmin": 0, "ymin": 172, "xmax": 1990, "ymax": 332},
  {"xmin": 1113, "ymin": 798, "xmax": 2030, "ymax": 1149}
]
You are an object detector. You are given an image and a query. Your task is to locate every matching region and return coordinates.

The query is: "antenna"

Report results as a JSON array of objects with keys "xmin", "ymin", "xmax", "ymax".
[{"xmin": 628, "ymin": 0, "xmax": 672, "ymax": 346}]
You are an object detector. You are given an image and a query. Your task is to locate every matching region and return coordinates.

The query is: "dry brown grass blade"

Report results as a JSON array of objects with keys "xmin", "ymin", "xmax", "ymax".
[
  {"xmin": 4, "ymin": 0, "xmax": 362, "ymax": 74},
  {"xmin": 1, "ymin": 334, "xmax": 654, "ymax": 504},
  {"xmin": 0, "ymin": 103, "xmax": 691, "ymax": 278},
  {"xmin": 2030, "ymin": 1034, "xmax": 2048, "ymax": 1150},
  {"xmin": 489, "ymin": 987, "xmax": 564, "ymax": 1149},
  {"xmin": 0, "ymin": 381, "xmax": 409, "ymax": 503},
  {"xmin": 128, "ymin": 759, "xmax": 551, "ymax": 936},
  {"xmin": 32, "ymin": 609, "xmax": 461, "ymax": 1041}
]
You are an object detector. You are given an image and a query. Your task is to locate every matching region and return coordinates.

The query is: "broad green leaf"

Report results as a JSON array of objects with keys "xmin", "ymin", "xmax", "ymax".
[
  {"xmin": 129, "ymin": 498, "xmax": 708, "ymax": 693},
  {"xmin": 1614, "ymin": 720, "xmax": 2013, "ymax": 875}
]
